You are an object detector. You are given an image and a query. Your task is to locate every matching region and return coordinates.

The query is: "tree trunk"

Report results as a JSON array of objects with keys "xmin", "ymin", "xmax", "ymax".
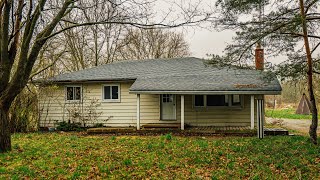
[
  {"xmin": 309, "ymin": 90, "xmax": 318, "ymax": 144},
  {"xmin": 0, "ymin": 106, "xmax": 11, "ymax": 152},
  {"xmin": 299, "ymin": 0, "xmax": 318, "ymax": 144}
]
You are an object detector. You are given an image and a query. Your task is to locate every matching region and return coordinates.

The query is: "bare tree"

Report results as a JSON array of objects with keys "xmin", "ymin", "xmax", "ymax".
[
  {"xmin": 118, "ymin": 28, "xmax": 190, "ymax": 60},
  {"xmin": 0, "ymin": 0, "xmax": 210, "ymax": 152}
]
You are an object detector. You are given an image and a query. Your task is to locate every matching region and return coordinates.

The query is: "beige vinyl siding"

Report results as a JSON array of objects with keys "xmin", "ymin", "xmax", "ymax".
[
  {"xmin": 39, "ymin": 82, "xmax": 256, "ymax": 127},
  {"xmin": 172, "ymin": 95, "xmax": 254, "ymax": 126},
  {"xmin": 182, "ymin": 95, "xmax": 254, "ymax": 126}
]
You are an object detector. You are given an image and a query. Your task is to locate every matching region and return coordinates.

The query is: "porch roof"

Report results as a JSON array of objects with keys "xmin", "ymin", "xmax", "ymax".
[{"xmin": 129, "ymin": 74, "xmax": 281, "ymax": 95}]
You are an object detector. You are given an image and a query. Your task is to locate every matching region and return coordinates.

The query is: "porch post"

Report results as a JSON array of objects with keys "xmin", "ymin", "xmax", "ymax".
[
  {"xmin": 181, "ymin": 95, "xmax": 185, "ymax": 130},
  {"xmin": 256, "ymin": 96, "xmax": 264, "ymax": 139},
  {"xmin": 250, "ymin": 95, "xmax": 255, "ymax": 129},
  {"xmin": 137, "ymin": 94, "xmax": 140, "ymax": 130}
]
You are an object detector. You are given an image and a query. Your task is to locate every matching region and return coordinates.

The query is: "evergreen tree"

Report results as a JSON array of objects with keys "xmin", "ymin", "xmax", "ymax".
[{"xmin": 212, "ymin": 0, "xmax": 319, "ymax": 144}]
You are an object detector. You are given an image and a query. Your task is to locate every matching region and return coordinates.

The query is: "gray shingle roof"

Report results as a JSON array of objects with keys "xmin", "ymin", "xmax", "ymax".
[{"xmin": 45, "ymin": 57, "xmax": 281, "ymax": 94}]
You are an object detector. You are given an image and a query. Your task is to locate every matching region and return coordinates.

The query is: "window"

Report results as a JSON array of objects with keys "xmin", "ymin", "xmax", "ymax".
[
  {"xmin": 232, "ymin": 95, "xmax": 241, "ymax": 106},
  {"xmin": 103, "ymin": 84, "xmax": 120, "ymax": 102},
  {"xmin": 207, "ymin": 95, "xmax": 228, "ymax": 106},
  {"xmin": 162, "ymin": 94, "xmax": 173, "ymax": 103},
  {"xmin": 194, "ymin": 95, "xmax": 205, "ymax": 107},
  {"xmin": 193, "ymin": 95, "xmax": 242, "ymax": 108},
  {"xmin": 66, "ymin": 86, "xmax": 81, "ymax": 101}
]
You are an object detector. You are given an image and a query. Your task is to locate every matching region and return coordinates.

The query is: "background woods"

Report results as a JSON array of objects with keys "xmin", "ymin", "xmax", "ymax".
[{"xmin": 0, "ymin": 0, "xmax": 210, "ymax": 152}]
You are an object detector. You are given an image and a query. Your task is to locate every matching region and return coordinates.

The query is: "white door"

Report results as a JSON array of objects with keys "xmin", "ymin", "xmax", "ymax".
[{"xmin": 161, "ymin": 94, "xmax": 176, "ymax": 120}]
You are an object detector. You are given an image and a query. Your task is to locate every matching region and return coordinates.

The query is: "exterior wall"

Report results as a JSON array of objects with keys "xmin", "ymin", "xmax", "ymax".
[
  {"xmin": 181, "ymin": 95, "xmax": 256, "ymax": 126},
  {"xmin": 39, "ymin": 82, "xmax": 138, "ymax": 127},
  {"xmin": 38, "ymin": 82, "xmax": 257, "ymax": 127}
]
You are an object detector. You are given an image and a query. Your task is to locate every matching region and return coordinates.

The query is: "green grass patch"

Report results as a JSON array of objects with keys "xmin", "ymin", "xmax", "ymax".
[
  {"xmin": 0, "ymin": 133, "xmax": 320, "ymax": 179},
  {"xmin": 266, "ymin": 108, "xmax": 312, "ymax": 119}
]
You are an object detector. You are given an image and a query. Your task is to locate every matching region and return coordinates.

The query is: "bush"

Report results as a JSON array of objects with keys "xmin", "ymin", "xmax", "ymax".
[
  {"xmin": 92, "ymin": 123, "xmax": 104, "ymax": 128},
  {"xmin": 56, "ymin": 121, "xmax": 83, "ymax": 132}
]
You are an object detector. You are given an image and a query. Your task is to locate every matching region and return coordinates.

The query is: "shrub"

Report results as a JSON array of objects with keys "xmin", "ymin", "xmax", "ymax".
[
  {"xmin": 56, "ymin": 121, "xmax": 83, "ymax": 132},
  {"xmin": 92, "ymin": 123, "xmax": 104, "ymax": 128}
]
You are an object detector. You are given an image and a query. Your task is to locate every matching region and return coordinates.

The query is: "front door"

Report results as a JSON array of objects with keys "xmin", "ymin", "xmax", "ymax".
[{"xmin": 161, "ymin": 94, "xmax": 176, "ymax": 120}]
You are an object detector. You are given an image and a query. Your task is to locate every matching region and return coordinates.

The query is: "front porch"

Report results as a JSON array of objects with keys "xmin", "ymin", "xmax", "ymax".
[
  {"xmin": 87, "ymin": 125, "xmax": 288, "ymax": 136},
  {"xmin": 135, "ymin": 93, "xmax": 266, "ymax": 138}
]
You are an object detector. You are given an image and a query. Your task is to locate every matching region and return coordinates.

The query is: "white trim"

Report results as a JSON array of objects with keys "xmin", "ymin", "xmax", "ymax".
[
  {"xmin": 137, "ymin": 94, "xmax": 140, "ymax": 130},
  {"xmin": 102, "ymin": 84, "xmax": 121, "ymax": 103},
  {"xmin": 130, "ymin": 90, "xmax": 281, "ymax": 95},
  {"xmin": 181, "ymin": 95, "xmax": 185, "ymax": 130},
  {"xmin": 65, "ymin": 85, "xmax": 82, "ymax": 103},
  {"xmin": 250, "ymin": 95, "xmax": 254, "ymax": 129}
]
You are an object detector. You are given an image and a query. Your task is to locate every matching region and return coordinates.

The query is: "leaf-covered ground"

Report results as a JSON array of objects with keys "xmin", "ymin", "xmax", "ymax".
[{"xmin": 1, "ymin": 133, "xmax": 320, "ymax": 179}]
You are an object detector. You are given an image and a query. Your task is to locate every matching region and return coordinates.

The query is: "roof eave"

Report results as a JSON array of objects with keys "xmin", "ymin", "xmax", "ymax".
[
  {"xmin": 32, "ymin": 78, "xmax": 136, "ymax": 85},
  {"xmin": 129, "ymin": 90, "xmax": 282, "ymax": 95}
]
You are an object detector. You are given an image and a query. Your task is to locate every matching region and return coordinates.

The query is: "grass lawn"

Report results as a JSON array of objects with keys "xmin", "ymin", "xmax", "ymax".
[
  {"xmin": 1, "ymin": 133, "xmax": 320, "ymax": 179},
  {"xmin": 266, "ymin": 108, "xmax": 312, "ymax": 120}
]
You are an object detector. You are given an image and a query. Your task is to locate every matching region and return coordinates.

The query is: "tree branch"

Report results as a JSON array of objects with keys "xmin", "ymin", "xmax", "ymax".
[
  {"xmin": 279, "ymin": 32, "xmax": 320, "ymax": 39},
  {"xmin": 40, "ymin": 17, "xmax": 209, "ymax": 42},
  {"xmin": 8, "ymin": 0, "xmax": 24, "ymax": 63},
  {"xmin": 0, "ymin": 1, "xmax": 12, "ymax": 94},
  {"xmin": 313, "ymin": 70, "xmax": 320, "ymax": 74},
  {"xmin": 30, "ymin": 57, "xmax": 60, "ymax": 79}
]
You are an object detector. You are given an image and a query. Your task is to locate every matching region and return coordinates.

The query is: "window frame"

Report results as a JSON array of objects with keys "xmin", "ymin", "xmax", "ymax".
[
  {"xmin": 193, "ymin": 94, "xmax": 244, "ymax": 109},
  {"xmin": 65, "ymin": 85, "xmax": 82, "ymax": 102},
  {"xmin": 102, "ymin": 84, "xmax": 121, "ymax": 103}
]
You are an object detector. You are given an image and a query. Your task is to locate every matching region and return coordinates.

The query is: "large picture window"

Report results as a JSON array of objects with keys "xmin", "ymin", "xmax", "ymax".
[
  {"xmin": 207, "ymin": 95, "xmax": 228, "ymax": 106},
  {"xmin": 194, "ymin": 95, "xmax": 205, "ymax": 107},
  {"xmin": 193, "ymin": 95, "xmax": 242, "ymax": 108},
  {"xmin": 103, "ymin": 84, "xmax": 120, "ymax": 102},
  {"xmin": 66, "ymin": 86, "xmax": 81, "ymax": 101}
]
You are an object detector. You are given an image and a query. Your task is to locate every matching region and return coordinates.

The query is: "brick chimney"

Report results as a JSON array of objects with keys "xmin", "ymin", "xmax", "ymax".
[{"xmin": 255, "ymin": 43, "xmax": 264, "ymax": 70}]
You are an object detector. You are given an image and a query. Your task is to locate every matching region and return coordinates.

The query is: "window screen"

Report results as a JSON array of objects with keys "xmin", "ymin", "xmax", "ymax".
[
  {"xmin": 194, "ymin": 95, "xmax": 204, "ymax": 107},
  {"xmin": 66, "ymin": 86, "xmax": 81, "ymax": 101},
  {"xmin": 75, "ymin": 87, "xmax": 81, "ymax": 100},
  {"xmin": 66, "ymin": 87, "xmax": 74, "ymax": 100},
  {"xmin": 104, "ymin": 85, "xmax": 119, "ymax": 101},
  {"xmin": 112, "ymin": 86, "xmax": 118, "ymax": 99},
  {"xmin": 207, "ymin": 95, "xmax": 228, "ymax": 106},
  {"xmin": 104, "ymin": 86, "xmax": 111, "ymax": 99}
]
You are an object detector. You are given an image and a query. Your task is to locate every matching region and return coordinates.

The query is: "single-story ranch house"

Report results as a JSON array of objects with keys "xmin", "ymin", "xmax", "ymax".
[{"xmin": 37, "ymin": 56, "xmax": 281, "ymax": 137}]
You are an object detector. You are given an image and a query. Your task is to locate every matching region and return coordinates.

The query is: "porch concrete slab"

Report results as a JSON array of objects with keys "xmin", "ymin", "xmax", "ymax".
[
  {"xmin": 142, "ymin": 123, "xmax": 180, "ymax": 128},
  {"xmin": 264, "ymin": 128, "xmax": 289, "ymax": 136},
  {"xmin": 87, "ymin": 126, "xmax": 255, "ymax": 136}
]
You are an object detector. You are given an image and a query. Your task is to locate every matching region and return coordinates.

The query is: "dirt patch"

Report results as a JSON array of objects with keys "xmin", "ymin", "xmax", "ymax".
[{"xmin": 266, "ymin": 117, "xmax": 320, "ymax": 135}]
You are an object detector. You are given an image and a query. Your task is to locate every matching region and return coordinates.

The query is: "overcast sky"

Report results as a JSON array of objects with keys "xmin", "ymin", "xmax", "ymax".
[
  {"xmin": 183, "ymin": 27, "xmax": 285, "ymax": 65},
  {"xmin": 184, "ymin": 28, "xmax": 234, "ymax": 59},
  {"xmin": 156, "ymin": 0, "xmax": 285, "ymax": 65}
]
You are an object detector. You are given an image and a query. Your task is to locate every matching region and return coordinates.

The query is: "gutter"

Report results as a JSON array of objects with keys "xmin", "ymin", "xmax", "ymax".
[
  {"xmin": 129, "ymin": 90, "xmax": 281, "ymax": 95},
  {"xmin": 32, "ymin": 79, "xmax": 136, "ymax": 85}
]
